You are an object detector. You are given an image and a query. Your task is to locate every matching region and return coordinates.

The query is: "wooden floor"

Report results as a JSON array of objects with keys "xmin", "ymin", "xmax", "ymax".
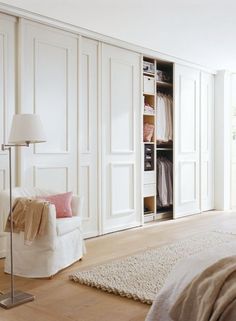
[{"xmin": 0, "ymin": 211, "xmax": 235, "ymax": 321}]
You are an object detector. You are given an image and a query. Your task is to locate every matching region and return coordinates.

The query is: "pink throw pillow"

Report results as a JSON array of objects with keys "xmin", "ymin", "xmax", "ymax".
[{"xmin": 38, "ymin": 192, "xmax": 73, "ymax": 218}]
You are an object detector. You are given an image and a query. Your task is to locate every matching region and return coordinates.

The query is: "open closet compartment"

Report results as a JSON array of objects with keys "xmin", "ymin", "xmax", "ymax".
[
  {"xmin": 142, "ymin": 56, "xmax": 174, "ymax": 223},
  {"xmin": 156, "ymin": 60, "xmax": 173, "ymax": 219}
]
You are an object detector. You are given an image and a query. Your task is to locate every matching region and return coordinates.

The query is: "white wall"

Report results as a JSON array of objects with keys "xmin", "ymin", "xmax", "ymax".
[{"xmin": 1, "ymin": 0, "xmax": 236, "ymax": 70}]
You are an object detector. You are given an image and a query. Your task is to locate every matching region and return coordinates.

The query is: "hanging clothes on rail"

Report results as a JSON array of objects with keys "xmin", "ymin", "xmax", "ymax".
[
  {"xmin": 156, "ymin": 94, "xmax": 173, "ymax": 143},
  {"xmin": 156, "ymin": 156, "xmax": 173, "ymax": 208}
]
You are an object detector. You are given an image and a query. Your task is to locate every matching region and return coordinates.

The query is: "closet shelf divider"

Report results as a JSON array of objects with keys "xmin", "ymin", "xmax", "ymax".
[
  {"xmin": 156, "ymin": 147, "xmax": 173, "ymax": 151},
  {"xmin": 156, "ymin": 80, "xmax": 173, "ymax": 87},
  {"xmin": 143, "ymin": 72, "xmax": 155, "ymax": 77}
]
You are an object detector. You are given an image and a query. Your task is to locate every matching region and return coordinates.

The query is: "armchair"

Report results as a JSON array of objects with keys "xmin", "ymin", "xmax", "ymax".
[{"xmin": 0, "ymin": 187, "xmax": 85, "ymax": 278}]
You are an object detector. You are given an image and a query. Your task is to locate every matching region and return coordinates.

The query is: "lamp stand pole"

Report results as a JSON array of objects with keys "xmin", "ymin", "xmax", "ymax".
[{"xmin": 0, "ymin": 143, "xmax": 35, "ymax": 309}]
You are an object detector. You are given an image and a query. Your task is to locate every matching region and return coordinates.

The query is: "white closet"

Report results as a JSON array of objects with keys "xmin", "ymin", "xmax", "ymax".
[
  {"xmin": 0, "ymin": 13, "xmax": 16, "ymax": 258},
  {"xmin": 0, "ymin": 12, "xmax": 215, "ymax": 244}
]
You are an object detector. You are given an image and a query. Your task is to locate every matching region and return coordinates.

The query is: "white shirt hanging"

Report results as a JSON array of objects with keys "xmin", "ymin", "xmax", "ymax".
[{"xmin": 156, "ymin": 94, "xmax": 173, "ymax": 142}]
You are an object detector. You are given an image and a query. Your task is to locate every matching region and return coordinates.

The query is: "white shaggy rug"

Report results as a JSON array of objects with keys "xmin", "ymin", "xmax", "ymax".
[{"xmin": 69, "ymin": 231, "xmax": 236, "ymax": 304}]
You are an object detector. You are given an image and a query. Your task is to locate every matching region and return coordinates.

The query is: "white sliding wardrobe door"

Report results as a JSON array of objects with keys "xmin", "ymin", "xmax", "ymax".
[
  {"xmin": 101, "ymin": 44, "xmax": 141, "ymax": 233},
  {"xmin": 200, "ymin": 72, "xmax": 214, "ymax": 211},
  {"xmin": 0, "ymin": 13, "xmax": 16, "ymax": 258},
  {"xmin": 174, "ymin": 64, "xmax": 200, "ymax": 218},
  {"xmin": 231, "ymin": 73, "xmax": 236, "ymax": 209},
  {"xmin": 79, "ymin": 37, "xmax": 99, "ymax": 238},
  {"xmin": 19, "ymin": 19, "xmax": 78, "ymax": 193}
]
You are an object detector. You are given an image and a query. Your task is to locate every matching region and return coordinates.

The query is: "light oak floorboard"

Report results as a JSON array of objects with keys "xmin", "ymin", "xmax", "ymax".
[{"xmin": 0, "ymin": 211, "xmax": 235, "ymax": 321}]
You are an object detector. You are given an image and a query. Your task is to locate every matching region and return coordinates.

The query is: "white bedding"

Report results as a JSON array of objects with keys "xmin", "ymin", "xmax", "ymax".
[{"xmin": 145, "ymin": 240, "xmax": 236, "ymax": 321}]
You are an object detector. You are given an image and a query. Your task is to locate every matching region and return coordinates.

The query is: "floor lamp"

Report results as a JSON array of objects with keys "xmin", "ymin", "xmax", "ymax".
[{"xmin": 0, "ymin": 114, "xmax": 46, "ymax": 309}]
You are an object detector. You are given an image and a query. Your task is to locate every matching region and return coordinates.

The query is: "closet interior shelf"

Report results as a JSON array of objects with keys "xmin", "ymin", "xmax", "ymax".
[
  {"xmin": 156, "ymin": 80, "xmax": 173, "ymax": 87},
  {"xmin": 143, "ymin": 71, "xmax": 155, "ymax": 77},
  {"xmin": 156, "ymin": 211, "xmax": 173, "ymax": 217},
  {"xmin": 143, "ymin": 92, "xmax": 155, "ymax": 96},
  {"xmin": 144, "ymin": 211, "xmax": 154, "ymax": 215},
  {"xmin": 156, "ymin": 147, "xmax": 173, "ymax": 150},
  {"xmin": 143, "ymin": 112, "xmax": 155, "ymax": 116}
]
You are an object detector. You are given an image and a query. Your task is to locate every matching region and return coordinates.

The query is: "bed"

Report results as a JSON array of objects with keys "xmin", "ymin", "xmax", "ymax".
[{"xmin": 145, "ymin": 240, "xmax": 236, "ymax": 321}]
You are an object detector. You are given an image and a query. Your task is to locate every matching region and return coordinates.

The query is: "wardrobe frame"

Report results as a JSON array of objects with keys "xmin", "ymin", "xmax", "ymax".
[
  {"xmin": 142, "ymin": 56, "xmax": 174, "ymax": 223},
  {"xmin": 0, "ymin": 4, "xmax": 216, "ymax": 237}
]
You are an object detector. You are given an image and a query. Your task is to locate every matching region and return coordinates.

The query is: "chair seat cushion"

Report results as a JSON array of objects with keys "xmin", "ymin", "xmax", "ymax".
[{"xmin": 56, "ymin": 216, "xmax": 81, "ymax": 236}]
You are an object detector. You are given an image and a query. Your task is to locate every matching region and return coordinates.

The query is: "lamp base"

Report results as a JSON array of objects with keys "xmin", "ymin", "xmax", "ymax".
[{"xmin": 0, "ymin": 291, "xmax": 35, "ymax": 309}]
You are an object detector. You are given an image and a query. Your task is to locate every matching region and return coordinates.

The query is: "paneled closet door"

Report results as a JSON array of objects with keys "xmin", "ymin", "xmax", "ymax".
[
  {"xmin": 101, "ymin": 44, "xmax": 141, "ymax": 234},
  {"xmin": 0, "ymin": 13, "xmax": 16, "ymax": 258},
  {"xmin": 231, "ymin": 73, "xmax": 236, "ymax": 209},
  {"xmin": 19, "ymin": 19, "xmax": 78, "ymax": 193},
  {"xmin": 79, "ymin": 37, "xmax": 99, "ymax": 238},
  {"xmin": 200, "ymin": 72, "xmax": 214, "ymax": 211},
  {"xmin": 174, "ymin": 64, "xmax": 200, "ymax": 218}
]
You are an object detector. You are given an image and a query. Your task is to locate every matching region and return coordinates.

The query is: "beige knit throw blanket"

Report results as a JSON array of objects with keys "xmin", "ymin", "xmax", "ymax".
[
  {"xmin": 5, "ymin": 197, "xmax": 50, "ymax": 245},
  {"xmin": 170, "ymin": 255, "xmax": 236, "ymax": 321}
]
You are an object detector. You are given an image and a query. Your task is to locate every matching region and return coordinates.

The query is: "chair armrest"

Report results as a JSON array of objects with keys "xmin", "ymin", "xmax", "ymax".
[
  {"xmin": 71, "ymin": 196, "xmax": 83, "ymax": 217},
  {"xmin": 32, "ymin": 203, "xmax": 57, "ymax": 250},
  {"xmin": 46, "ymin": 203, "xmax": 57, "ymax": 234}
]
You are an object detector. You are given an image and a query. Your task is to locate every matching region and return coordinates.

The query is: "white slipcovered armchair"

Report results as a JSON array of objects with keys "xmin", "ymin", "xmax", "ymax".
[{"xmin": 0, "ymin": 187, "xmax": 85, "ymax": 278}]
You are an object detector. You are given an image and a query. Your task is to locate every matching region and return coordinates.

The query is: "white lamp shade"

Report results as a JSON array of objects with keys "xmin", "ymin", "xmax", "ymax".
[{"xmin": 8, "ymin": 114, "xmax": 46, "ymax": 144}]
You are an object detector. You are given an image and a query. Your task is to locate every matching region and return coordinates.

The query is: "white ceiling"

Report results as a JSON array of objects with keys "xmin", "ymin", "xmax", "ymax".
[{"xmin": 1, "ymin": 0, "xmax": 236, "ymax": 70}]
